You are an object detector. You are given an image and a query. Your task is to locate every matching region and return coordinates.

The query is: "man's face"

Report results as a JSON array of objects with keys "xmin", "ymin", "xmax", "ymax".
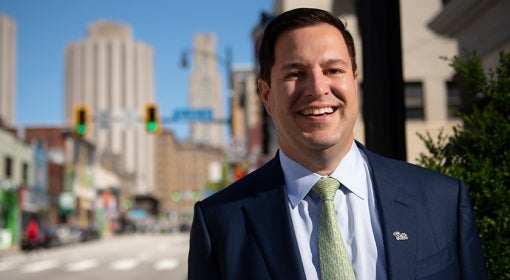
[{"xmin": 259, "ymin": 23, "xmax": 359, "ymax": 161}]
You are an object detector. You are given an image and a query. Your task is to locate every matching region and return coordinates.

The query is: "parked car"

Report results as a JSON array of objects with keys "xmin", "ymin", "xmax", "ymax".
[
  {"xmin": 55, "ymin": 225, "xmax": 81, "ymax": 245},
  {"xmin": 39, "ymin": 226, "xmax": 60, "ymax": 248}
]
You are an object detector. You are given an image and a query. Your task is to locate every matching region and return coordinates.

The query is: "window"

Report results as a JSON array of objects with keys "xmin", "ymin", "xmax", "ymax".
[
  {"xmin": 22, "ymin": 162, "xmax": 29, "ymax": 185},
  {"xmin": 405, "ymin": 81, "xmax": 424, "ymax": 120},
  {"xmin": 447, "ymin": 81, "xmax": 462, "ymax": 119},
  {"xmin": 4, "ymin": 156, "xmax": 13, "ymax": 179}
]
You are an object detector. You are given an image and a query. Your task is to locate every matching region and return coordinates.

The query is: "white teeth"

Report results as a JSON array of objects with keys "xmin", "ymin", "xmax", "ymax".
[{"xmin": 301, "ymin": 107, "xmax": 334, "ymax": 116}]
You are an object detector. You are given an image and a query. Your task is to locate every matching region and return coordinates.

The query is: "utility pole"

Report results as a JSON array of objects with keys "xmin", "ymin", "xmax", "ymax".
[{"xmin": 357, "ymin": 0, "xmax": 407, "ymax": 161}]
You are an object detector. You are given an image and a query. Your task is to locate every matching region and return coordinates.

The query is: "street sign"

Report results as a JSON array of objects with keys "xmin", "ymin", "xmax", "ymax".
[
  {"xmin": 97, "ymin": 110, "xmax": 112, "ymax": 129},
  {"xmin": 122, "ymin": 110, "xmax": 138, "ymax": 129},
  {"xmin": 172, "ymin": 108, "xmax": 213, "ymax": 122}
]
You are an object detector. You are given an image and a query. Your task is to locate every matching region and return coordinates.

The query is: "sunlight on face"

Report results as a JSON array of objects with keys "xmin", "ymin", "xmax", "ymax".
[{"xmin": 259, "ymin": 23, "xmax": 359, "ymax": 161}]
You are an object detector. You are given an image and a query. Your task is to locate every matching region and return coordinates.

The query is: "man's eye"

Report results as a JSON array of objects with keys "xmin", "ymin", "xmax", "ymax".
[
  {"xmin": 283, "ymin": 72, "xmax": 301, "ymax": 80},
  {"xmin": 325, "ymin": 69, "xmax": 345, "ymax": 75}
]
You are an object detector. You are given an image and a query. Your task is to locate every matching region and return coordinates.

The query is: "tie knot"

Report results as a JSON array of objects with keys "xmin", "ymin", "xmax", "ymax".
[{"xmin": 312, "ymin": 177, "xmax": 340, "ymax": 201}]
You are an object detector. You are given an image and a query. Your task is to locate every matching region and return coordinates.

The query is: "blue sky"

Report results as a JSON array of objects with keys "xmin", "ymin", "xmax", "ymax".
[{"xmin": 0, "ymin": 0, "xmax": 273, "ymax": 140}]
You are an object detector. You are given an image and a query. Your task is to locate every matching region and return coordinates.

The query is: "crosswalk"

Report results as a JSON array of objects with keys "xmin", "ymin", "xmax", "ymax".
[
  {"xmin": 0, "ymin": 234, "xmax": 189, "ymax": 279},
  {"xmin": 0, "ymin": 254, "xmax": 181, "ymax": 273}
]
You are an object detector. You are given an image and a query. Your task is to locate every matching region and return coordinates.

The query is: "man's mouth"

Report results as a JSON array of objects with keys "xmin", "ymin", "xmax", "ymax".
[{"xmin": 300, "ymin": 107, "xmax": 336, "ymax": 116}]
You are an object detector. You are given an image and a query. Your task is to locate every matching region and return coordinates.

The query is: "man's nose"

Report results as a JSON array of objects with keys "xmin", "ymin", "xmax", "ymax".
[{"xmin": 305, "ymin": 70, "xmax": 330, "ymax": 97}]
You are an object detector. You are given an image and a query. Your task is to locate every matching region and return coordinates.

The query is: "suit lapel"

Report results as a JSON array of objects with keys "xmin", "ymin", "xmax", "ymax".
[
  {"xmin": 360, "ymin": 145, "xmax": 417, "ymax": 279},
  {"xmin": 242, "ymin": 155, "xmax": 306, "ymax": 280},
  {"xmin": 245, "ymin": 146, "xmax": 419, "ymax": 279}
]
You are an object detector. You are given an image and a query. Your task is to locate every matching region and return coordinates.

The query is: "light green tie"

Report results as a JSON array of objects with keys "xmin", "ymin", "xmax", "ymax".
[{"xmin": 312, "ymin": 177, "xmax": 356, "ymax": 280}]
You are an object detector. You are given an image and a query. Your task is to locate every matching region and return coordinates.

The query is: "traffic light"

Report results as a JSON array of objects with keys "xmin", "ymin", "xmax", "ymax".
[
  {"xmin": 74, "ymin": 105, "xmax": 88, "ymax": 136},
  {"xmin": 145, "ymin": 104, "xmax": 160, "ymax": 133}
]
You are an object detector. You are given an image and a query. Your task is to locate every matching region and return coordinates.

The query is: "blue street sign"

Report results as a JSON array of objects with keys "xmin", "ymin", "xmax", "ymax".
[{"xmin": 172, "ymin": 108, "xmax": 213, "ymax": 122}]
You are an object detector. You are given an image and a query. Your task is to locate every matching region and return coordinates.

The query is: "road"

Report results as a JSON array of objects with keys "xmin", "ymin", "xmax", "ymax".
[{"xmin": 0, "ymin": 233, "xmax": 189, "ymax": 280}]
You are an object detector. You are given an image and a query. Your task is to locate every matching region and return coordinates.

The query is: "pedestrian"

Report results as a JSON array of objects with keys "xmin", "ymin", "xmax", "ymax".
[
  {"xmin": 25, "ymin": 217, "xmax": 40, "ymax": 251},
  {"xmin": 188, "ymin": 7, "xmax": 488, "ymax": 280}
]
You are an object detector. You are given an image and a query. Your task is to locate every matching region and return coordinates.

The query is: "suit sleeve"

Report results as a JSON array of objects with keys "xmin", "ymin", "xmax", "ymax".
[
  {"xmin": 457, "ymin": 180, "xmax": 489, "ymax": 279},
  {"xmin": 188, "ymin": 202, "xmax": 221, "ymax": 280}
]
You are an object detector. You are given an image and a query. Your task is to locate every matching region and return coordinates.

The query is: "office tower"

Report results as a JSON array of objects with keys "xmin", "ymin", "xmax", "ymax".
[
  {"xmin": 189, "ymin": 34, "xmax": 224, "ymax": 148},
  {"xmin": 0, "ymin": 14, "xmax": 16, "ymax": 126},
  {"xmin": 65, "ymin": 21, "xmax": 155, "ymax": 196}
]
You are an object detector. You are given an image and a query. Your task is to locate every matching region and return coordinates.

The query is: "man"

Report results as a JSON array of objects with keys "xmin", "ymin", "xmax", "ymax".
[{"xmin": 188, "ymin": 8, "xmax": 487, "ymax": 280}]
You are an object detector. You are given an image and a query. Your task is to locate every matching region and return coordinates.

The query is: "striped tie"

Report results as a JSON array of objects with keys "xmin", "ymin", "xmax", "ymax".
[{"xmin": 312, "ymin": 177, "xmax": 356, "ymax": 280}]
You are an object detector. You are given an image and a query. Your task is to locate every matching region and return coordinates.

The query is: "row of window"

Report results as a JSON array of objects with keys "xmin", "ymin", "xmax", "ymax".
[
  {"xmin": 3, "ymin": 156, "xmax": 29, "ymax": 185},
  {"xmin": 404, "ymin": 81, "xmax": 461, "ymax": 120}
]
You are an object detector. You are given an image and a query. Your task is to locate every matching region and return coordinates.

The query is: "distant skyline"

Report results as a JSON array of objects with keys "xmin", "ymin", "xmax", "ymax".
[{"xmin": 0, "ymin": 0, "xmax": 273, "ymax": 141}]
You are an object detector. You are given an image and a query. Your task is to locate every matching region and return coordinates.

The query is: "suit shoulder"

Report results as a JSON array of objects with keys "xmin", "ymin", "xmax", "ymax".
[{"xmin": 362, "ymin": 146, "xmax": 460, "ymax": 185}]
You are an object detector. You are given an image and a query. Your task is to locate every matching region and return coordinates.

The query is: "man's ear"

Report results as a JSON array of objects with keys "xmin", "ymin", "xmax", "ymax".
[
  {"xmin": 258, "ymin": 78, "xmax": 272, "ymax": 116},
  {"xmin": 354, "ymin": 70, "xmax": 359, "ymax": 93}
]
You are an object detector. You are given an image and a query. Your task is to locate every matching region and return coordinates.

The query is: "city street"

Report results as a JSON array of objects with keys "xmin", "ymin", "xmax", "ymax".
[{"xmin": 0, "ymin": 233, "xmax": 189, "ymax": 280}]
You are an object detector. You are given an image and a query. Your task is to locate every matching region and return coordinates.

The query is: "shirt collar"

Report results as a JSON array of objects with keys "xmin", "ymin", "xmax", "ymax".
[{"xmin": 281, "ymin": 141, "xmax": 367, "ymax": 209}]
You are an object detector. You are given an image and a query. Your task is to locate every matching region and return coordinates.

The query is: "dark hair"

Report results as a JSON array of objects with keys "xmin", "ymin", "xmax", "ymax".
[{"xmin": 258, "ymin": 8, "xmax": 357, "ymax": 83}]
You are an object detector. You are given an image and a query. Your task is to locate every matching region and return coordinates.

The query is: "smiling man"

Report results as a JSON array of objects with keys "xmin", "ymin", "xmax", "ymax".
[{"xmin": 188, "ymin": 8, "xmax": 487, "ymax": 280}]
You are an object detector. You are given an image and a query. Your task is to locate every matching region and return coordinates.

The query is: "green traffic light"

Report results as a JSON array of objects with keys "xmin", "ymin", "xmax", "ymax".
[
  {"xmin": 76, "ymin": 124, "xmax": 87, "ymax": 135},
  {"xmin": 146, "ymin": 121, "xmax": 158, "ymax": 133},
  {"xmin": 75, "ymin": 106, "xmax": 88, "ymax": 136}
]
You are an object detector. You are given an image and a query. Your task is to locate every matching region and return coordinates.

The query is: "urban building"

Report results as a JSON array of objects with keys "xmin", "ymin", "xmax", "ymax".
[
  {"xmin": 428, "ymin": 0, "xmax": 510, "ymax": 70},
  {"xmin": 0, "ymin": 13, "xmax": 16, "ymax": 126},
  {"xmin": 94, "ymin": 151, "xmax": 125, "ymax": 235},
  {"xmin": 154, "ymin": 129, "xmax": 225, "ymax": 229},
  {"xmin": 188, "ymin": 34, "xmax": 225, "ymax": 148},
  {"xmin": 0, "ymin": 124, "xmax": 32, "ymax": 249},
  {"xmin": 251, "ymin": 12, "xmax": 278, "ymax": 161},
  {"xmin": 253, "ymin": 0, "xmax": 460, "ymax": 163},
  {"xmin": 24, "ymin": 127, "xmax": 96, "ymax": 229},
  {"xmin": 64, "ymin": 21, "xmax": 156, "ymax": 202},
  {"xmin": 229, "ymin": 64, "xmax": 265, "ymax": 171},
  {"xmin": 19, "ymin": 138, "xmax": 48, "ymax": 236}
]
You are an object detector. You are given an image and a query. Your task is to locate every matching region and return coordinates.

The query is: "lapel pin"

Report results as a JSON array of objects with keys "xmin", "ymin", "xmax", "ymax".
[{"xmin": 392, "ymin": 231, "xmax": 408, "ymax": 241}]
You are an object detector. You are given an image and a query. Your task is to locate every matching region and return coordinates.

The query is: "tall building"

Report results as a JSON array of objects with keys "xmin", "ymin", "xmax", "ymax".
[
  {"xmin": 261, "ymin": 0, "xmax": 459, "ymax": 163},
  {"xmin": 0, "ymin": 13, "xmax": 16, "ymax": 126},
  {"xmin": 64, "ymin": 21, "xmax": 156, "ymax": 197},
  {"xmin": 189, "ymin": 34, "xmax": 224, "ymax": 148}
]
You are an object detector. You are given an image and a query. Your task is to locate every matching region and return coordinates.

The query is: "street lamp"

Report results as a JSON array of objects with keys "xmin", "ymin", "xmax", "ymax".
[{"xmin": 180, "ymin": 47, "xmax": 232, "ymax": 93}]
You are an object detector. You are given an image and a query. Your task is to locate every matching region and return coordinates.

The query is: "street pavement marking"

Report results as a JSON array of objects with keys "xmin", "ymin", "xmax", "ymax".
[
  {"xmin": 137, "ymin": 252, "xmax": 151, "ymax": 262},
  {"xmin": 21, "ymin": 259, "xmax": 60, "ymax": 273},
  {"xmin": 154, "ymin": 258, "xmax": 179, "ymax": 270},
  {"xmin": 66, "ymin": 259, "xmax": 99, "ymax": 271},
  {"xmin": 110, "ymin": 258, "xmax": 138, "ymax": 270}
]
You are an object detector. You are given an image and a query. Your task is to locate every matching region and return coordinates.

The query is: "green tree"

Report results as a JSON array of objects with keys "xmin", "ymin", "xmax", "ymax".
[{"xmin": 417, "ymin": 50, "xmax": 510, "ymax": 278}]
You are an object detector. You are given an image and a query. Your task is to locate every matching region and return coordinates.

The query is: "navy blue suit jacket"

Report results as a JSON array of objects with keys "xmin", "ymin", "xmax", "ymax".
[{"xmin": 188, "ymin": 143, "xmax": 487, "ymax": 279}]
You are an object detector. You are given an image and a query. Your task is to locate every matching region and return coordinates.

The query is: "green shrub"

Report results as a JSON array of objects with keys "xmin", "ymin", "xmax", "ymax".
[{"xmin": 417, "ymin": 50, "xmax": 510, "ymax": 278}]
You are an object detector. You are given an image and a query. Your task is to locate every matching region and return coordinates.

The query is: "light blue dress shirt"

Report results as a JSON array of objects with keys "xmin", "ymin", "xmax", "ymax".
[{"xmin": 281, "ymin": 142, "xmax": 387, "ymax": 280}]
